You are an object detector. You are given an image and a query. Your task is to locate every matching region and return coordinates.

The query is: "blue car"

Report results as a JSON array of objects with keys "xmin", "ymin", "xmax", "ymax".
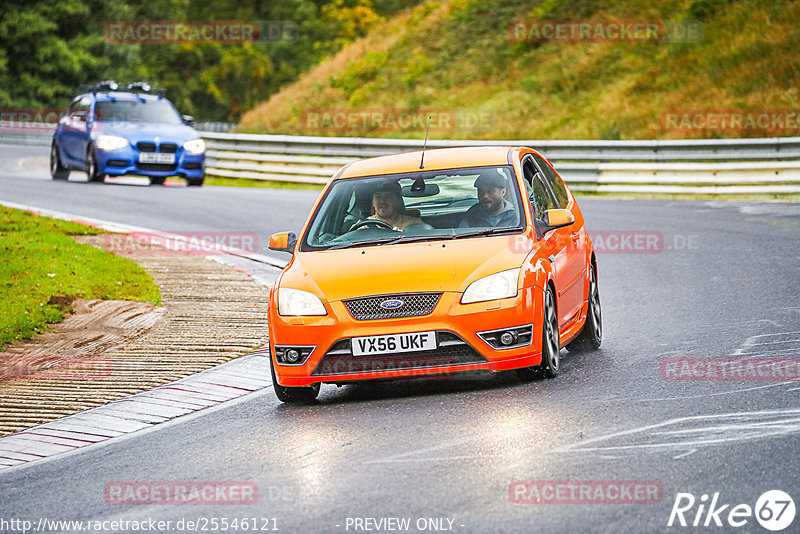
[{"xmin": 50, "ymin": 81, "xmax": 205, "ymax": 186}]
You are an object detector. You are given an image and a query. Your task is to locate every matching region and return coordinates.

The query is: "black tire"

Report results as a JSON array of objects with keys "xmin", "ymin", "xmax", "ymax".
[
  {"xmin": 50, "ymin": 144, "xmax": 69, "ymax": 180},
  {"xmin": 517, "ymin": 286, "xmax": 560, "ymax": 380},
  {"xmin": 269, "ymin": 353, "xmax": 320, "ymax": 403},
  {"xmin": 86, "ymin": 147, "xmax": 104, "ymax": 182},
  {"xmin": 149, "ymin": 177, "xmax": 166, "ymax": 185},
  {"xmin": 566, "ymin": 262, "xmax": 602, "ymax": 353},
  {"xmin": 186, "ymin": 177, "xmax": 204, "ymax": 187}
]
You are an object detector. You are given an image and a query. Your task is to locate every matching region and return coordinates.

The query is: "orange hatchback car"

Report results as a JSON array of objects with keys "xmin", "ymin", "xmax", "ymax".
[{"xmin": 267, "ymin": 146, "xmax": 602, "ymax": 402}]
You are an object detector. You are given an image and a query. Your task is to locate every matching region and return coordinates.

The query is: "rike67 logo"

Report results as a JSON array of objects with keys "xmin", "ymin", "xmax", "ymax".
[{"xmin": 668, "ymin": 490, "xmax": 795, "ymax": 531}]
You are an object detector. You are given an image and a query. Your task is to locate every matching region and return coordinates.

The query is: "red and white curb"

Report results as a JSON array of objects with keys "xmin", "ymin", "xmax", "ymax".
[{"xmin": 0, "ymin": 349, "xmax": 271, "ymax": 470}]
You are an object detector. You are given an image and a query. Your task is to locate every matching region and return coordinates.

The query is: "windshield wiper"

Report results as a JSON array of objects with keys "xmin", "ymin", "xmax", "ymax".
[
  {"xmin": 388, "ymin": 234, "xmax": 459, "ymax": 244},
  {"xmin": 453, "ymin": 227, "xmax": 524, "ymax": 239},
  {"xmin": 326, "ymin": 233, "xmax": 458, "ymax": 249},
  {"xmin": 324, "ymin": 228, "xmax": 521, "ymax": 249},
  {"xmin": 325, "ymin": 236, "xmax": 404, "ymax": 250}
]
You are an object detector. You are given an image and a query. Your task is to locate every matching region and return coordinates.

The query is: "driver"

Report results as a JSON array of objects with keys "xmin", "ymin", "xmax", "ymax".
[
  {"xmin": 459, "ymin": 174, "xmax": 517, "ymax": 228},
  {"xmin": 367, "ymin": 181, "xmax": 422, "ymax": 230}
]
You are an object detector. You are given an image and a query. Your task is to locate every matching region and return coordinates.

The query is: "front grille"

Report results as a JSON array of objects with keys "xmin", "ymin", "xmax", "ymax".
[
  {"xmin": 137, "ymin": 163, "xmax": 177, "ymax": 172},
  {"xmin": 311, "ymin": 332, "xmax": 486, "ymax": 376},
  {"xmin": 343, "ymin": 292, "xmax": 442, "ymax": 321},
  {"xmin": 136, "ymin": 142, "xmax": 178, "ymax": 153}
]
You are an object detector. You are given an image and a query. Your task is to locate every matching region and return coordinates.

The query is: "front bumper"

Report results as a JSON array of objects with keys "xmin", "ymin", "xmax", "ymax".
[
  {"xmin": 96, "ymin": 146, "xmax": 205, "ymax": 178},
  {"xmin": 268, "ymin": 287, "xmax": 545, "ymax": 387}
]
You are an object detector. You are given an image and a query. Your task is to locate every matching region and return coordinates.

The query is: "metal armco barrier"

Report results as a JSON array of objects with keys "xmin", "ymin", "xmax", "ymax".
[
  {"xmin": 202, "ymin": 132, "xmax": 800, "ymax": 195},
  {"xmin": 5, "ymin": 129, "xmax": 799, "ymax": 195}
]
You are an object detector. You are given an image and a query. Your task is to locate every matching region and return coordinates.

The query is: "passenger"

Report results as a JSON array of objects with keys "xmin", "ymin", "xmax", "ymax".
[
  {"xmin": 368, "ymin": 181, "xmax": 422, "ymax": 230},
  {"xmin": 459, "ymin": 174, "xmax": 517, "ymax": 228}
]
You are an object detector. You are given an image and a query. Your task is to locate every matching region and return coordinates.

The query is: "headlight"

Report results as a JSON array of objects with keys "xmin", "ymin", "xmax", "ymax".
[
  {"xmin": 183, "ymin": 138, "xmax": 205, "ymax": 154},
  {"xmin": 278, "ymin": 288, "xmax": 327, "ymax": 316},
  {"xmin": 95, "ymin": 135, "xmax": 129, "ymax": 151},
  {"xmin": 461, "ymin": 268, "xmax": 520, "ymax": 304}
]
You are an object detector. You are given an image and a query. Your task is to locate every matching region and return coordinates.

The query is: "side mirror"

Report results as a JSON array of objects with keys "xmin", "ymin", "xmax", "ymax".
[
  {"xmin": 182, "ymin": 115, "xmax": 195, "ymax": 126},
  {"xmin": 268, "ymin": 232, "xmax": 297, "ymax": 254},
  {"xmin": 543, "ymin": 209, "xmax": 574, "ymax": 230}
]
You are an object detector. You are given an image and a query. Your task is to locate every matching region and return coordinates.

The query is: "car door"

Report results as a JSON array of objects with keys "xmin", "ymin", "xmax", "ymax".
[
  {"xmin": 523, "ymin": 156, "xmax": 572, "ymax": 329},
  {"xmin": 59, "ymin": 96, "xmax": 91, "ymax": 165},
  {"xmin": 532, "ymin": 153, "xmax": 585, "ymax": 325}
]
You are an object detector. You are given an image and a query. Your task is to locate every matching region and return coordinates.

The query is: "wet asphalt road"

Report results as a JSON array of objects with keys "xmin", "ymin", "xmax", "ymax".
[{"xmin": 1, "ymin": 144, "xmax": 799, "ymax": 533}]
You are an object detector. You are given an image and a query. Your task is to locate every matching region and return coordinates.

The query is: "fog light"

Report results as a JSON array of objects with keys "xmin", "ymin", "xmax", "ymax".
[
  {"xmin": 285, "ymin": 349, "xmax": 301, "ymax": 363},
  {"xmin": 500, "ymin": 332, "xmax": 515, "ymax": 346}
]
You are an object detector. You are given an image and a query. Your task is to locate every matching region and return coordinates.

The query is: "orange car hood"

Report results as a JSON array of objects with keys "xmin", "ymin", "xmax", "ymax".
[{"xmin": 280, "ymin": 235, "xmax": 533, "ymax": 301}]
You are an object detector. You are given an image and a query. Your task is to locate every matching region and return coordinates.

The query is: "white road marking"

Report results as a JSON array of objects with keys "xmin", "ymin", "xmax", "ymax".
[
  {"xmin": 551, "ymin": 408, "xmax": 800, "ymax": 455},
  {"xmin": 594, "ymin": 381, "xmax": 795, "ymax": 403},
  {"xmin": 732, "ymin": 331, "xmax": 800, "ymax": 356},
  {"xmin": 672, "ymin": 449, "xmax": 696, "ymax": 460}
]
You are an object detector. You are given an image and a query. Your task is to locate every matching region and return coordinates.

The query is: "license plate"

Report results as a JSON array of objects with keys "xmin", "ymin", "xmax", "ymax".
[
  {"xmin": 139, "ymin": 152, "xmax": 175, "ymax": 164},
  {"xmin": 351, "ymin": 331, "xmax": 437, "ymax": 356}
]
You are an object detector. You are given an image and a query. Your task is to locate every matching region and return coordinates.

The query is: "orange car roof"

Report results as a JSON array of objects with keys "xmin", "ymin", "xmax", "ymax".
[{"xmin": 337, "ymin": 146, "xmax": 516, "ymax": 179}]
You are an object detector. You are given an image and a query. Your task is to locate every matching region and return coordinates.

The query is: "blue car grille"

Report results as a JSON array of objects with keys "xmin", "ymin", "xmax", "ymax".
[
  {"xmin": 136, "ymin": 142, "xmax": 178, "ymax": 153},
  {"xmin": 137, "ymin": 163, "xmax": 177, "ymax": 172}
]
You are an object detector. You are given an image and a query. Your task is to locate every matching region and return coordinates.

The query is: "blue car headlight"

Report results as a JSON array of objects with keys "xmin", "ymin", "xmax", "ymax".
[
  {"xmin": 183, "ymin": 139, "xmax": 205, "ymax": 155},
  {"xmin": 95, "ymin": 135, "xmax": 130, "ymax": 151}
]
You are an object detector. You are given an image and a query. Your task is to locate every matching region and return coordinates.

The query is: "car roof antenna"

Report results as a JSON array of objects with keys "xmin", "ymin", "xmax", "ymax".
[{"xmin": 419, "ymin": 115, "xmax": 431, "ymax": 170}]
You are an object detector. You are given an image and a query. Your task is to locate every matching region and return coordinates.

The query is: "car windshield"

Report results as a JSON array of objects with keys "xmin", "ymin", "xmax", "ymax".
[
  {"xmin": 94, "ymin": 99, "xmax": 182, "ymax": 124},
  {"xmin": 302, "ymin": 165, "xmax": 525, "ymax": 250}
]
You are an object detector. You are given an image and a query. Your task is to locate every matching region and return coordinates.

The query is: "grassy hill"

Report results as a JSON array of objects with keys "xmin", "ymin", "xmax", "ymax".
[{"xmin": 239, "ymin": 0, "xmax": 800, "ymax": 140}]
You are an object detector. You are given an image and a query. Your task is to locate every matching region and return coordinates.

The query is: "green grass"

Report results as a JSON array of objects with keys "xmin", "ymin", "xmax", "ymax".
[
  {"xmin": 240, "ymin": 0, "xmax": 800, "ymax": 141},
  {"xmin": 0, "ymin": 206, "xmax": 161, "ymax": 349},
  {"xmin": 204, "ymin": 176, "xmax": 325, "ymax": 190}
]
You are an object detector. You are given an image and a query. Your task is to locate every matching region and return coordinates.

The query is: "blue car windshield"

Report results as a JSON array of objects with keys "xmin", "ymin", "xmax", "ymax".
[{"xmin": 94, "ymin": 100, "xmax": 182, "ymax": 124}]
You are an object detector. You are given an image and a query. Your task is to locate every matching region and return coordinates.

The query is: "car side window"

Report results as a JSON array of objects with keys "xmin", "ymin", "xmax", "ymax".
[
  {"xmin": 522, "ymin": 157, "xmax": 555, "ymax": 219},
  {"xmin": 533, "ymin": 154, "xmax": 569, "ymax": 208},
  {"xmin": 67, "ymin": 98, "xmax": 80, "ymax": 118},
  {"xmin": 69, "ymin": 96, "xmax": 91, "ymax": 122}
]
